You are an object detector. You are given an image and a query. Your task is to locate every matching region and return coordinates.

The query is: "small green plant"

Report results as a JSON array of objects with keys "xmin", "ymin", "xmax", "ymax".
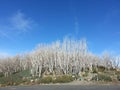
[
  {"xmin": 40, "ymin": 76, "xmax": 52, "ymax": 83},
  {"xmin": 92, "ymin": 74, "xmax": 112, "ymax": 82},
  {"xmin": 92, "ymin": 68, "xmax": 98, "ymax": 73},
  {"xmin": 82, "ymin": 71, "xmax": 88, "ymax": 77}
]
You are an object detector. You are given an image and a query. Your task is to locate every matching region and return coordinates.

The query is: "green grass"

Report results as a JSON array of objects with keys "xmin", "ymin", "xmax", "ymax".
[
  {"xmin": 1, "ymin": 68, "xmax": 119, "ymax": 86},
  {"xmin": 14, "ymin": 69, "xmax": 31, "ymax": 77},
  {"xmin": 0, "ymin": 70, "xmax": 75, "ymax": 85},
  {"xmin": 0, "ymin": 69, "xmax": 31, "ymax": 85},
  {"xmin": 37, "ymin": 75, "xmax": 74, "ymax": 84},
  {"xmin": 0, "ymin": 72, "xmax": 4, "ymax": 77}
]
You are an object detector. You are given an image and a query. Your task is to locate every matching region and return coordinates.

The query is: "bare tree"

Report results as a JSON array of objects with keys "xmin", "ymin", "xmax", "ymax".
[{"xmin": 0, "ymin": 37, "xmax": 120, "ymax": 78}]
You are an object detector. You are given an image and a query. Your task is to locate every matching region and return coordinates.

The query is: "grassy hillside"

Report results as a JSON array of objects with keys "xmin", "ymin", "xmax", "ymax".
[{"xmin": 0, "ymin": 67, "xmax": 120, "ymax": 87}]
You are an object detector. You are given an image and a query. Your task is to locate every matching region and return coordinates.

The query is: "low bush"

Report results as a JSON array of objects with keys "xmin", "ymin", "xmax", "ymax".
[
  {"xmin": 97, "ymin": 66, "xmax": 105, "ymax": 72},
  {"xmin": 117, "ymin": 75, "xmax": 120, "ymax": 81},
  {"xmin": 0, "ymin": 72, "xmax": 4, "ymax": 77},
  {"xmin": 92, "ymin": 68, "xmax": 98, "ymax": 73},
  {"xmin": 53, "ymin": 75, "xmax": 74, "ymax": 83},
  {"xmin": 92, "ymin": 66, "xmax": 98, "ymax": 73},
  {"xmin": 0, "ymin": 69, "xmax": 31, "ymax": 85},
  {"xmin": 115, "ymin": 71, "xmax": 120, "ymax": 75},
  {"xmin": 82, "ymin": 71, "xmax": 88, "ymax": 77},
  {"xmin": 40, "ymin": 76, "xmax": 52, "ymax": 83},
  {"xmin": 92, "ymin": 74, "xmax": 112, "ymax": 82},
  {"xmin": 109, "ymin": 68, "xmax": 116, "ymax": 72}
]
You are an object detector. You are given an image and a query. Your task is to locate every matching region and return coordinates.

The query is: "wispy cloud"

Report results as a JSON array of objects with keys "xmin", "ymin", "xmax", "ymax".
[
  {"xmin": 0, "ymin": 25, "xmax": 12, "ymax": 39},
  {"xmin": 0, "ymin": 11, "xmax": 35, "ymax": 39},
  {"xmin": 10, "ymin": 11, "xmax": 32, "ymax": 32}
]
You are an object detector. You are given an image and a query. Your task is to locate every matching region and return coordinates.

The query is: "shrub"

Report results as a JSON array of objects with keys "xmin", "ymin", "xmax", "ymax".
[
  {"xmin": 92, "ymin": 74, "xmax": 112, "ymax": 82},
  {"xmin": 92, "ymin": 68, "xmax": 98, "ymax": 73},
  {"xmin": 40, "ymin": 76, "xmax": 52, "ymax": 83},
  {"xmin": 53, "ymin": 75, "xmax": 74, "ymax": 83},
  {"xmin": 109, "ymin": 68, "xmax": 116, "ymax": 72},
  {"xmin": 0, "ymin": 77, "xmax": 9, "ymax": 85},
  {"xmin": 82, "ymin": 71, "xmax": 88, "ymax": 77},
  {"xmin": 97, "ymin": 66, "xmax": 105, "ymax": 72},
  {"xmin": 115, "ymin": 71, "xmax": 120, "ymax": 75},
  {"xmin": 117, "ymin": 75, "xmax": 120, "ymax": 81},
  {"xmin": 92, "ymin": 66, "xmax": 98, "ymax": 73},
  {"xmin": 0, "ymin": 69, "xmax": 31, "ymax": 85},
  {"xmin": 0, "ymin": 72, "xmax": 4, "ymax": 77}
]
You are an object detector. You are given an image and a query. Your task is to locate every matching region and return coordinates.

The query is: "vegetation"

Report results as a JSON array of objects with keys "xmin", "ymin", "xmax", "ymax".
[
  {"xmin": 97, "ymin": 66, "xmax": 106, "ymax": 72},
  {"xmin": 0, "ymin": 37, "xmax": 120, "ymax": 86},
  {"xmin": 52, "ymin": 75, "xmax": 74, "ymax": 83},
  {"xmin": 0, "ymin": 69, "xmax": 31, "ymax": 85},
  {"xmin": 37, "ymin": 75, "xmax": 74, "ymax": 84},
  {"xmin": 92, "ymin": 67, "xmax": 98, "ymax": 73},
  {"xmin": 40, "ymin": 76, "xmax": 52, "ymax": 83},
  {"xmin": 92, "ymin": 74, "xmax": 112, "ymax": 82},
  {"xmin": 0, "ymin": 72, "xmax": 4, "ymax": 77},
  {"xmin": 117, "ymin": 75, "xmax": 120, "ymax": 81}
]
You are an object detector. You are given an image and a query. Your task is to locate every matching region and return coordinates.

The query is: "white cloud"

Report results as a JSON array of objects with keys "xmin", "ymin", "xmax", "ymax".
[
  {"xmin": 10, "ymin": 11, "xmax": 32, "ymax": 32},
  {"xmin": 0, "ymin": 11, "xmax": 35, "ymax": 38}
]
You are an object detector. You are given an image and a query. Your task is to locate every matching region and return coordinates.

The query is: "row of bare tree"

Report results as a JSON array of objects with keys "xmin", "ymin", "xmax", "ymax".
[{"xmin": 0, "ymin": 37, "xmax": 120, "ymax": 77}]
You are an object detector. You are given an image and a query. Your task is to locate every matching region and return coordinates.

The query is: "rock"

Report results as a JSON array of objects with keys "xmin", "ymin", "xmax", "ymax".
[
  {"xmin": 72, "ymin": 75, "xmax": 75, "ymax": 78},
  {"xmin": 30, "ymin": 79, "xmax": 34, "ymax": 83},
  {"xmin": 35, "ymin": 79, "xmax": 38, "ymax": 83}
]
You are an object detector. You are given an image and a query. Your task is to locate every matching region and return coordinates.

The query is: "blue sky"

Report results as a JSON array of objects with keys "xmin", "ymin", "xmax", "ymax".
[{"xmin": 0, "ymin": 0, "xmax": 120, "ymax": 56}]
